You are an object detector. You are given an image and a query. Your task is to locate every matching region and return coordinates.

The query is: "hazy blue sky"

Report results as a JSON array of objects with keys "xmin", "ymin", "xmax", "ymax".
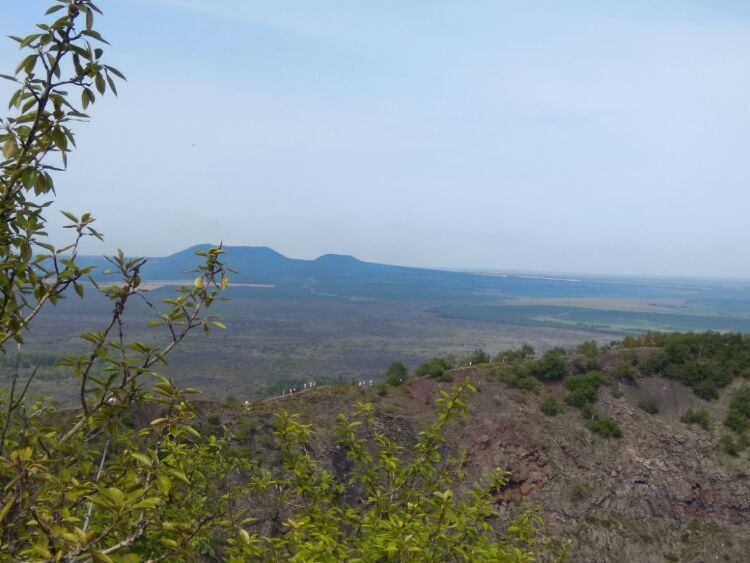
[{"xmin": 3, "ymin": 1, "xmax": 750, "ymax": 277}]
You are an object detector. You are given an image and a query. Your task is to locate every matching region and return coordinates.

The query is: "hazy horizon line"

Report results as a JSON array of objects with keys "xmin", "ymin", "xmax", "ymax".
[{"xmin": 78, "ymin": 242, "xmax": 750, "ymax": 285}]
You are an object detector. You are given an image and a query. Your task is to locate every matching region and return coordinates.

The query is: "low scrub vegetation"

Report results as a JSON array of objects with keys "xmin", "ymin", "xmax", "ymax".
[
  {"xmin": 569, "ymin": 483, "xmax": 589, "ymax": 503},
  {"xmin": 721, "ymin": 385, "xmax": 750, "ymax": 456},
  {"xmin": 585, "ymin": 416, "xmax": 623, "ymax": 439},
  {"xmin": 385, "ymin": 360, "xmax": 408, "ymax": 386},
  {"xmin": 564, "ymin": 372, "xmax": 606, "ymax": 409},
  {"xmin": 462, "ymin": 348, "xmax": 490, "ymax": 365},
  {"xmin": 541, "ymin": 396, "xmax": 561, "ymax": 416},
  {"xmin": 491, "ymin": 363, "xmax": 538, "ymax": 392},
  {"xmin": 414, "ymin": 356, "xmax": 453, "ymax": 379},
  {"xmin": 490, "ymin": 331, "xmax": 750, "ymax": 405},
  {"xmin": 494, "ymin": 343, "xmax": 535, "ymax": 363},
  {"xmin": 611, "ymin": 361, "xmax": 639, "ymax": 382},
  {"xmin": 724, "ymin": 385, "xmax": 750, "ymax": 434},
  {"xmin": 681, "ymin": 408, "xmax": 712, "ymax": 431},
  {"xmin": 638, "ymin": 398, "xmax": 659, "ymax": 415},
  {"xmin": 720, "ymin": 432, "xmax": 750, "ymax": 457},
  {"xmin": 624, "ymin": 332, "xmax": 750, "ymax": 399},
  {"xmin": 533, "ymin": 347, "xmax": 567, "ymax": 381},
  {"xmin": 481, "ymin": 330, "xmax": 750, "ymax": 442}
]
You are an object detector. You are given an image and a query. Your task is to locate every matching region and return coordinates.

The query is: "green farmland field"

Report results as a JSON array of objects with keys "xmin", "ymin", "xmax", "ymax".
[{"xmin": 431, "ymin": 303, "xmax": 750, "ymax": 333}]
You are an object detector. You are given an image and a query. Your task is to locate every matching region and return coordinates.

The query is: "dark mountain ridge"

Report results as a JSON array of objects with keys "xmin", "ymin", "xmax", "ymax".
[{"xmin": 79, "ymin": 244, "xmax": 750, "ymax": 304}]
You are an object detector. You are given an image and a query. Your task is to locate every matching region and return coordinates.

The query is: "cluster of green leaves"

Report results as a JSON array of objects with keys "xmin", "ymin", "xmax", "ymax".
[
  {"xmin": 0, "ymin": 246, "xmax": 236, "ymax": 560},
  {"xmin": 225, "ymin": 380, "xmax": 568, "ymax": 561},
  {"xmin": 0, "ymin": 0, "xmax": 125, "ymax": 349}
]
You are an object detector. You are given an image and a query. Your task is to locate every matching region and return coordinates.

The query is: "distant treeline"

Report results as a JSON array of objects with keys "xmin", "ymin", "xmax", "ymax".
[{"xmin": 0, "ymin": 350, "xmax": 69, "ymax": 381}]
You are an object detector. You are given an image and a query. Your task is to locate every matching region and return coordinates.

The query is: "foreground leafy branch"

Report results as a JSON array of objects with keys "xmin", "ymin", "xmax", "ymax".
[
  {"xmin": 222, "ymin": 380, "xmax": 568, "ymax": 562},
  {"xmin": 0, "ymin": 0, "xmax": 124, "ymax": 349}
]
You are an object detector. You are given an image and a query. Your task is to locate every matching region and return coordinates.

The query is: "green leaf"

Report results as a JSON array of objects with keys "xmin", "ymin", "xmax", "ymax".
[
  {"xmin": 2, "ymin": 138, "xmax": 18, "ymax": 160},
  {"xmin": 102, "ymin": 487, "xmax": 125, "ymax": 507},
  {"xmin": 239, "ymin": 529, "xmax": 251, "ymax": 545},
  {"xmin": 132, "ymin": 497, "xmax": 161, "ymax": 510},
  {"xmin": 168, "ymin": 468, "xmax": 190, "ymax": 484},
  {"xmin": 61, "ymin": 210, "xmax": 79, "ymax": 223},
  {"xmin": 91, "ymin": 551, "xmax": 114, "ymax": 563},
  {"xmin": 0, "ymin": 497, "xmax": 14, "ymax": 526},
  {"xmin": 15, "ymin": 54, "xmax": 36, "ymax": 75},
  {"xmin": 130, "ymin": 451, "xmax": 152, "ymax": 467},
  {"xmin": 33, "ymin": 546, "xmax": 53, "ymax": 560},
  {"xmin": 156, "ymin": 474, "xmax": 172, "ymax": 495},
  {"xmin": 82, "ymin": 88, "xmax": 95, "ymax": 109},
  {"xmin": 49, "ymin": 127, "xmax": 68, "ymax": 151},
  {"xmin": 106, "ymin": 65, "xmax": 126, "ymax": 80},
  {"xmin": 95, "ymin": 73, "xmax": 106, "ymax": 95},
  {"xmin": 21, "ymin": 167, "xmax": 39, "ymax": 188},
  {"xmin": 106, "ymin": 72, "xmax": 118, "ymax": 96}
]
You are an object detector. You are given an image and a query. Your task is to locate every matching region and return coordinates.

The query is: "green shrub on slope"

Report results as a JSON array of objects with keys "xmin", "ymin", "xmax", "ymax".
[
  {"xmin": 724, "ymin": 385, "xmax": 750, "ymax": 434},
  {"xmin": 564, "ymin": 372, "xmax": 606, "ymax": 409},
  {"xmin": 586, "ymin": 416, "xmax": 622, "ymax": 439},
  {"xmin": 681, "ymin": 408, "xmax": 712, "ymax": 431}
]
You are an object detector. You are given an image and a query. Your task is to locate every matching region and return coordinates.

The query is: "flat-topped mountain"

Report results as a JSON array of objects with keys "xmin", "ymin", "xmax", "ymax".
[
  {"xmin": 76, "ymin": 245, "xmax": 750, "ymax": 334},
  {"xmin": 82, "ymin": 244, "xmax": 426, "ymax": 282}
]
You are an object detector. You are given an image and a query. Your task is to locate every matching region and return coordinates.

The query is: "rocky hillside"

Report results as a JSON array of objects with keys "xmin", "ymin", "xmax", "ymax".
[{"xmin": 200, "ymin": 345, "xmax": 750, "ymax": 562}]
